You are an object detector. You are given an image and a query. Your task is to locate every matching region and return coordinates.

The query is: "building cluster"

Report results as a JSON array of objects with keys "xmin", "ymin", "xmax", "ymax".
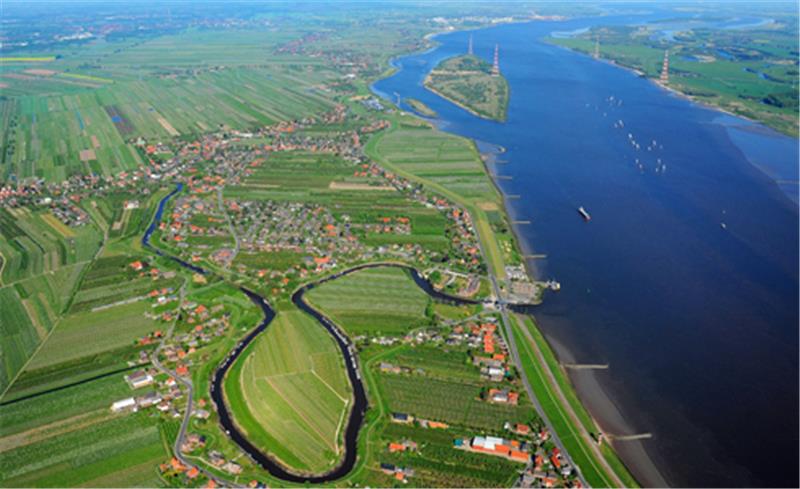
[
  {"xmin": 454, "ymin": 435, "xmax": 530, "ymax": 463},
  {"xmin": 380, "ymin": 463, "xmax": 414, "ymax": 483},
  {"xmin": 391, "ymin": 412, "xmax": 449, "ymax": 430}
]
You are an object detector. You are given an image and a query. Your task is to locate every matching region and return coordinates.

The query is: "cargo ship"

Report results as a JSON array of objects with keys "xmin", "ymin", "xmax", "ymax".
[{"xmin": 578, "ymin": 206, "xmax": 591, "ymax": 221}]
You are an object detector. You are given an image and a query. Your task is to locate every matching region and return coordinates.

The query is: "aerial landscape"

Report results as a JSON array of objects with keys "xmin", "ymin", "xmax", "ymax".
[{"xmin": 0, "ymin": 2, "xmax": 797, "ymax": 489}]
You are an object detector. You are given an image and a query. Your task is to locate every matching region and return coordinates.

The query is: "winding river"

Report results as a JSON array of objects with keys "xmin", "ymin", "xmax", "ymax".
[{"xmin": 142, "ymin": 185, "xmax": 478, "ymax": 483}]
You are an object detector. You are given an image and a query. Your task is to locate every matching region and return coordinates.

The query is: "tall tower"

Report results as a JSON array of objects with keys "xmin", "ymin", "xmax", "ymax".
[
  {"xmin": 468, "ymin": 35, "xmax": 473, "ymax": 56},
  {"xmin": 491, "ymin": 44, "xmax": 500, "ymax": 76},
  {"xmin": 593, "ymin": 37, "xmax": 600, "ymax": 59},
  {"xmin": 660, "ymin": 50, "xmax": 669, "ymax": 84}
]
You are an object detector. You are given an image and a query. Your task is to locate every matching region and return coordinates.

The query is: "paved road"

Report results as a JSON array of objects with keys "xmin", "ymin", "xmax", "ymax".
[
  {"xmin": 516, "ymin": 311, "xmax": 624, "ymax": 488},
  {"xmin": 488, "ymin": 272, "xmax": 590, "ymax": 488},
  {"xmin": 150, "ymin": 284, "xmax": 242, "ymax": 488}
]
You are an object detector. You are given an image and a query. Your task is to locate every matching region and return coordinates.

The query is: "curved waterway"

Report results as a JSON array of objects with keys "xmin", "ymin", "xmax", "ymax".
[
  {"xmin": 143, "ymin": 191, "xmax": 476, "ymax": 482},
  {"xmin": 373, "ymin": 13, "xmax": 798, "ymax": 488}
]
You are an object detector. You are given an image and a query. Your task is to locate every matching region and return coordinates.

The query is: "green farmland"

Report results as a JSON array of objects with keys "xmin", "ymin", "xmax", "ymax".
[
  {"xmin": 225, "ymin": 306, "xmax": 352, "ymax": 474},
  {"xmin": 365, "ymin": 117, "xmax": 508, "ymax": 279},
  {"xmin": 305, "ymin": 267, "xmax": 430, "ymax": 335}
]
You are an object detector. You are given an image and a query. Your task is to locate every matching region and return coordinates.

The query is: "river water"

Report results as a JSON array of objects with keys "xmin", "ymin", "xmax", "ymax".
[{"xmin": 373, "ymin": 15, "xmax": 799, "ymax": 488}]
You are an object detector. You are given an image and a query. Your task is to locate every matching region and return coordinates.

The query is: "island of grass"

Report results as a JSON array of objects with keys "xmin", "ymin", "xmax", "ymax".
[
  {"xmin": 405, "ymin": 98, "xmax": 438, "ymax": 118},
  {"xmin": 424, "ymin": 54, "xmax": 509, "ymax": 122}
]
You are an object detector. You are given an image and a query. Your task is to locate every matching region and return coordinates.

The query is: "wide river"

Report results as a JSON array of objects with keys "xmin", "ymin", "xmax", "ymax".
[{"xmin": 373, "ymin": 14, "xmax": 799, "ymax": 489}]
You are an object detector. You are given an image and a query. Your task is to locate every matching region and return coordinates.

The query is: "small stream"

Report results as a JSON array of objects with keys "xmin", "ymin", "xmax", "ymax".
[{"xmin": 143, "ymin": 186, "xmax": 478, "ymax": 483}]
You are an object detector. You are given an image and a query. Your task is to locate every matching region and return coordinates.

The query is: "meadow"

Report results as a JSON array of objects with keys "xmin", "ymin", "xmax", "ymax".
[
  {"xmin": 365, "ymin": 117, "xmax": 507, "ymax": 278},
  {"xmin": 425, "ymin": 54, "xmax": 509, "ymax": 122},
  {"xmin": 226, "ymin": 306, "xmax": 352, "ymax": 474},
  {"xmin": 305, "ymin": 267, "xmax": 431, "ymax": 335},
  {"xmin": 0, "ymin": 411, "xmax": 168, "ymax": 488}
]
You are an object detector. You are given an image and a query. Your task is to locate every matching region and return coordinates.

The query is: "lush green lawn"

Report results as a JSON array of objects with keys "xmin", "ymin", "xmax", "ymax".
[
  {"xmin": 365, "ymin": 119, "xmax": 507, "ymax": 278},
  {"xmin": 305, "ymin": 267, "xmax": 430, "ymax": 335},
  {"xmin": 0, "ymin": 373, "xmax": 132, "ymax": 438}
]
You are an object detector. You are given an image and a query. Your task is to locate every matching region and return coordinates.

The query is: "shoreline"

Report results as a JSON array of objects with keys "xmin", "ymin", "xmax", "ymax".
[
  {"xmin": 544, "ymin": 334, "xmax": 669, "ymax": 488},
  {"xmin": 423, "ymin": 78, "xmax": 506, "ymax": 122},
  {"xmin": 548, "ymin": 41, "xmax": 791, "ymax": 134},
  {"xmin": 550, "ymin": 42, "xmax": 799, "ymax": 205},
  {"xmin": 372, "ymin": 23, "xmax": 653, "ymax": 487},
  {"xmin": 412, "ymin": 25, "xmax": 662, "ymax": 488}
]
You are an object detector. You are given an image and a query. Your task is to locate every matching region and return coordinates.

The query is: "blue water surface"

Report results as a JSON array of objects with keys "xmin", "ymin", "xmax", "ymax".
[{"xmin": 373, "ymin": 15, "xmax": 798, "ymax": 488}]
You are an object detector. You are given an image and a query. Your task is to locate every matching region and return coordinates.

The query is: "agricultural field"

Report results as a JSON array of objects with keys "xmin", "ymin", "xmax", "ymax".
[
  {"xmin": 425, "ymin": 54, "xmax": 509, "ymax": 122},
  {"xmin": 549, "ymin": 22, "xmax": 800, "ymax": 136},
  {"xmin": 365, "ymin": 118, "xmax": 507, "ymax": 278},
  {"xmin": 0, "ymin": 206, "xmax": 102, "ymax": 284},
  {"xmin": 0, "ymin": 205, "xmax": 104, "ymax": 392},
  {"xmin": 2, "ymin": 47, "xmax": 336, "ymax": 181},
  {"xmin": 305, "ymin": 267, "xmax": 431, "ymax": 335},
  {"xmin": 225, "ymin": 306, "xmax": 352, "ymax": 474},
  {"xmin": 304, "ymin": 267, "xmax": 545, "ymax": 487},
  {"xmin": 0, "ymin": 409, "xmax": 168, "ymax": 488}
]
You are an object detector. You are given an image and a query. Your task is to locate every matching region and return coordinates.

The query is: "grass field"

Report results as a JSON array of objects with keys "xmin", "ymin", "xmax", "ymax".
[
  {"xmin": 227, "ymin": 306, "xmax": 352, "ymax": 474},
  {"xmin": 0, "ymin": 410, "xmax": 168, "ymax": 488},
  {"xmin": 1, "ymin": 65, "xmax": 335, "ymax": 181},
  {"xmin": 425, "ymin": 54, "xmax": 509, "ymax": 122},
  {"xmin": 25, "ymin": 300, "xmax": 158, "ymax": 371},
  {"xmin": 305, "ymin": 267, "xmax": 430, "ymax": 335},
  {"xmin": 509, "ymin": 314, "xmax": 634, "ymax": 488},
  {"xmin": 0, "ymin": 207, "xmax": 102, "ymax": 284},
  {"xmin": 380, "ymin": 374, "xmax": 533, "ymax": 431},
  {"xmin": 365, "ymin": 118, "xmax": 507, "ymax": 278}
]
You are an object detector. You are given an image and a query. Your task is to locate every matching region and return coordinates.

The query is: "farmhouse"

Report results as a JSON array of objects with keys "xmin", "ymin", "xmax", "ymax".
[
  {"xmin": 488, "ymin": 388, "xmax": 519, "ymax": 405},
  {"xmin": 125, "ymin": 370, "xmax": 154, "ymax": 389},
  {"xmin": 137, "ymin": 391, "xmax": 162, "ymax": 407},
  {"xmin": 391, "ymin": 412, "xmax": 414, "ymax": 424},
  {"xmin": 455, "ymin": 436, "xmax": 530, "ymax": 463},
  {"xmin": 111, "ymin": 397, "xmax": 136, "ymax": 412}
]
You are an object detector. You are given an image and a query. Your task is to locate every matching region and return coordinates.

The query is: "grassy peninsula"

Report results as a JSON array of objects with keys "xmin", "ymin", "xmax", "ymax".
[{"xmin": 424, "ymin": 54, "xmax": 510, "ymax": 122}]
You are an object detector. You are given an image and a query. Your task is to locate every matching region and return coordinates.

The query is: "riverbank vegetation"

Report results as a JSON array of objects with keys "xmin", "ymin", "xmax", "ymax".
[
  {"xmin": 548, "ymin": 21, "xmax": 799, "ymax": 136},
  {"xmin": 424, "ymin": 54, "xmax": 509, "ymax": 122},
  {"xmin": 405, "ymin": 98, "xmax": 438, "ymax": 118}
]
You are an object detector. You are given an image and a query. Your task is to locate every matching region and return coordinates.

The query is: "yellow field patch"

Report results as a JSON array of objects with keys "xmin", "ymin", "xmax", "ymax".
[
  {"xmin": 23, "ymin": 69, "xmax": 56, "ymax": 76},
  {"xmin": 21, "ymin": 299, "xmax": 48, "ymax": 340},
  {"xmin": 0, "ymin": 57, "xmax": 56, "ymax": 63},
  {"xmin": 156, "ymin": 115, "xmax": 179, "ymax": 136},
  {"xmin": 477, "ymin": 201, "xmax": 499, "ymax": 211},
  {"xmin": 58, "ymin": 72, "xmax": 113, "ymax": 83},
  {"xmin": 79, "ymin": 149, "xmax": 97, "ymax": 162},
  {"xmin": 40, "ymin": 212, "xmax": 76, "ymax": 238}
]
